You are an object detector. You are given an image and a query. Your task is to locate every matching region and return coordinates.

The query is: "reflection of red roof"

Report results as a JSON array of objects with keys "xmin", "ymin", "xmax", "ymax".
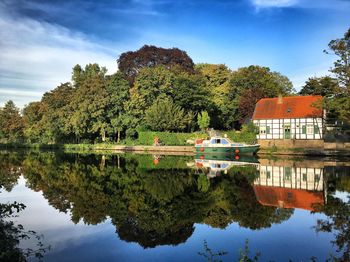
[
  {"xmin": 252, "ymin": 95, "xmax": 323, "ymax": 119},
  {"xmin": 253, "ymin": 185, "xmax": 324, "ymax": 211}
]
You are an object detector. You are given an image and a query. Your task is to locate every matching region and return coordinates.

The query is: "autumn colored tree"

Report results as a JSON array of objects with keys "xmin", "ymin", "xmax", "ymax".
[
  {"xmin": 117, "ymin": 45, "xmax": 195, "ymax": 83},
  {"xmin": 237, "ymin": 88, "xmax": 265, "ymax": 124},
  {"xmin": 230, "ymin": 66, "xmax": 294, "ymax": 124}
]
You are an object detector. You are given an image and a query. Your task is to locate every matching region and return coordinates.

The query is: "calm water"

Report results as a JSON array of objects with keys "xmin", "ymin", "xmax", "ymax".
[{"xmin": 0, "ymin": 151, "xmax": 349, "ymax": 261}]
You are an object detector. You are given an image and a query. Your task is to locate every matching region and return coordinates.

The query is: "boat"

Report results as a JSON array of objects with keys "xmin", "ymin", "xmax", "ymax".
[
  {"xmin": 189, "ymin": 155, "xmax": 260, "ymax": 178},
  {"xmin": 194, "ymin": 136, "xmax": 260, "ymax": 155}
]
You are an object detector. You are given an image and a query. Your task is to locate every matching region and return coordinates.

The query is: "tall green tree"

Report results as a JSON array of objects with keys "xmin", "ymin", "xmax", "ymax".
[
  {"xmin": 145, "ymin": 96, "xmax": 191, "ymax": 132},
  {"xmin": 197, "ymin": 111, "xmax": 210, "ymax": 132},
  {"xmin": 196, "ymin": 64, "xmax": 233, "ymax": 129},
  {"xmin": 68, "ymin": 64, "xmax": 109, "ymax": 142},
  {"xmin": 323, "ymin": 28, "xmax": 350, "ymax": 124},
  {"xmin": 106, "ymin": 72, "xmax": 130, "ymax": 142},
  {"xmin": 325, "ymin": 28, "xmax": 350, "ymax": 91},
  {"xmin": 0, "ymin": 100, "xmax": 24, "ymax": 142},
  {"xmin": 22, "ymin": 102, "xmax": 44, "ymax": 142},
  {"xmin": 299, "ymin": 76, "xmax": 339, "ymax": 97}
]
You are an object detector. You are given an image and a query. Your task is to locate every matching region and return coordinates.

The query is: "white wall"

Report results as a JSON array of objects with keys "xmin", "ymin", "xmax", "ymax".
[
  {"xmin": 255, "ymin": 165, "xmax": 324, "ymax": 191},
  {"xmin": 253, "ymin": 118, "xmax": 323, "ymax": 140}
]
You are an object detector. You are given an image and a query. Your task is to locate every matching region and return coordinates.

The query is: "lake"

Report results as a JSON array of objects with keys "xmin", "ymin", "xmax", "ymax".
[{"xmin": 0, "ymin": 150, "xmax": 349, "ymax": 261}]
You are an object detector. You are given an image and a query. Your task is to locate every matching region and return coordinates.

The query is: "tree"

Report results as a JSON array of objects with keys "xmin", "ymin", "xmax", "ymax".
[
  {"xmin": 106, "ymin": 72, "xmax": 130, "ymax": 142},
  {"xmin": 117, "ymin": 45, "xmax": 195, "ymax": 83},
  {"xmin": 237, "ymin": 88, "xmax": 265, "ymax": 125},
  {"xmin": 197, "ymin": 111, "xmax": 210, "ymax": 132},
  {"xmin": 230, "ymin": 66, "xmax": 293, "ymax": 98},
  {"xmin": 196, "ymin": 64, "xmax": 232, "ymax": 129},
  {"xmin": 0, "ymin": 101, "xmax": 24, "ymax": 142},
  {"xmin": 324, "ymin": 28, "xmax": 350, "ymax": 91},
  {"xmin": 145, "ymin": 96, "xmax": 191, "ymax": 132},
  {"xmin": 170, "ymin": 71, "xmax": 212, "ymax": 118},
  {"xmin": 41, "ymin": 82, "xmax": 75, "ymax": 143},
  {"xmin": 299, "ymin": 76, "xmax": 339, "ymax": 97},
  {"xmin": 323, "ymin": 28, "xmax": 350, "ymax": 125},
  {"xmin": 22, "ymin": 102, "xmax": 44, "ymax": 143},
  {"xmin": 67, "ymin": 64, "xmax": 109, "ymax": 142},
  {"xmin": 230, "ymin": 66, "xmax": 294, "ymax": 124}
]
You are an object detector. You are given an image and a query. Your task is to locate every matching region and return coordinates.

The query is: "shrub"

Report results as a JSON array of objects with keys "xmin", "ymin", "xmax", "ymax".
[{"xmin": 138, "ymin": 131, "xmax": 207, "ymax": 146}]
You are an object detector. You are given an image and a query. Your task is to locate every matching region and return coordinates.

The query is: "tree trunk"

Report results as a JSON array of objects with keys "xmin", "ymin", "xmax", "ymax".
[
  {"xmin": 117, "ymin": 130, "xmax": 120, "ymax": 143},
  {"xmin": 100, "ymin": 155, "xmax": 106, "ymax": 170},
  {"xmin": 102, "ymin": 130, "xmax": 106, "ymax": 142}
]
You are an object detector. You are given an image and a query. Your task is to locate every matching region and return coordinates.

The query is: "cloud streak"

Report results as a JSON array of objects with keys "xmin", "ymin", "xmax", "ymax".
[
  {"xmin": 251, "ymin": 0, "xmax": 350, "ymax": 10},
  {"xmin": 0, "ymin": 2, "xmax": 124, "ymax": 108},
  {"xmin": 251, "ymin": 0, "xmax": 298, "ymax": 8}
]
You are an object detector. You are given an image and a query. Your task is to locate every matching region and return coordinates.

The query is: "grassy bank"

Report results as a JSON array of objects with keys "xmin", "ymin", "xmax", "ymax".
[{"xmin": 0, "ymin": 129, "xmax": 257, "ymax": 151}]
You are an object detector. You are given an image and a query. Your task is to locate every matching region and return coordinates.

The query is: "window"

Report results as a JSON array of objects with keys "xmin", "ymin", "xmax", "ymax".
[
  {"xmin": 302, "ymin": 173, "xmax": 307, "ymax": 182},
  {"xmin": 260, "ymin": 125, "xmax": 270, "ymax": 134},
  {"xmin": 266, "ymin": 126, "xmax": 271, "ymax": 134},
  {"xmin": 260, "ymin": 125, "xmax": 266, "ymax": 134},
  {"xmin": 315, "ymin": 174, "xmax": 320, "ymax": 182},
  {"xmin": 221, "ymin": 139, "xmax": 229, "ymax": 145},
  {"xmin": 266, "ymin": 170, "xmax": 271, "ymax": 179},
  {"xmin": 314, "ymin": 125, "xmax": 320, "ymax": 134},
  {"xmin": 302, "ymin": 125, "xmax": 306, "ymax": 134},
  {"xmin": 284, "ymin": 167, "xmax": 291, "ymax": 181},
  {"xmin": 307, "ymin": 125, "xmax": 314, "ymax": 135}
]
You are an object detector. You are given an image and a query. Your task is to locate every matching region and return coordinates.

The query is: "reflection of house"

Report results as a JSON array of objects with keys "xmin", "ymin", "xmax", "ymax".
[
  {"xmin": 254, "ymin": 165, "xmax": 325, "ymax": 211},
  {"xmin": 252, "ymin": 96, "xmax": 324, "ymax": 146}
]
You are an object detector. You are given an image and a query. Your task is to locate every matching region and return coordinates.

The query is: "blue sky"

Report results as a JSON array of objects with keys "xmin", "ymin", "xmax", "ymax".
[{"xmin": 0, "ymin": 0, "xmax": 349, "ymax": 108}]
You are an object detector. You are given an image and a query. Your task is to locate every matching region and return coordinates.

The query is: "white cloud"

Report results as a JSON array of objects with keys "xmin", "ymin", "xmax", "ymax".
[
  {"xmin": 0, "ymin": 3, "xmax": 125, "ymax": 108},
  {"xmin": 251, "ymin": 0, "xmax": 298, "ymax": 8},
  {"xmin": 251, "ymin": 0, "xmax": 350, "ymax": 10}
]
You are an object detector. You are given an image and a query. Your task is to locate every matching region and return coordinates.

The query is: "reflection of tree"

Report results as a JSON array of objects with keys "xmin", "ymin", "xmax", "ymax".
[
  {"xmin": 314, "ymin": 195, "xmax": 350, "ymax": 261},
  {"xmin": 0, "ymin": 154, "xmax": 50, "ymax": 261},
  {"xmin": 11, "ymin": 152, "xmax": 294, "ymax": 248},
  {"xmin": 0, "ymin": 202, "xmax": 49, "ymax": 261},
  {"xmin": 115, "ymin": 217, "xmax": 194, "ymax": 248},
  {"xmin": 0, "ymin": 151, "xmax": 24, "ymax": 191},
  {"xmin": 204, "ymin": 169, "xmax": 294, "ymax": 230}
]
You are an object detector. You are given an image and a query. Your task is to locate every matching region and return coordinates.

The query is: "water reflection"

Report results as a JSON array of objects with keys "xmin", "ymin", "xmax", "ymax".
[
  {"xmin": 0, "ymin": 151, "xmax": 349, "ymax": 261},
  {"xmin": 254, "ymin": 160, "xmax": 326, "ymax": 211}
]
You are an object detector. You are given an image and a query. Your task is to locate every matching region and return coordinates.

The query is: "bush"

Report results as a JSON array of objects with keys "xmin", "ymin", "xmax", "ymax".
[
  {"xmin": 224, "ymin": 123, "xmax": 257, "ymax": 144},
  {"xmin": 138, "ymin": 131, "xmax": 207, "ymax": 146}
]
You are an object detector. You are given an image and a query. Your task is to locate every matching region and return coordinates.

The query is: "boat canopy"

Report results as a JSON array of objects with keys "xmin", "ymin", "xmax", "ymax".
[{"xmin": 209, "ymin": 138, "xmax": 231, "ymax": 145}]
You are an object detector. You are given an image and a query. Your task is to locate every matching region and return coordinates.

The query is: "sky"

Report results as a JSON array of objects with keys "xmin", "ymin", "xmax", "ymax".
[{"xmin": 0, "ymin": 0, "xmax": 349, "ymax": 108}]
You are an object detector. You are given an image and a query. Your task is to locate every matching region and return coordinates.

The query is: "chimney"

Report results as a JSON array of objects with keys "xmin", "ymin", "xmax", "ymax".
[{"xmin": 277, "ymin": 94, "xmax": 283, "ymax": 104}]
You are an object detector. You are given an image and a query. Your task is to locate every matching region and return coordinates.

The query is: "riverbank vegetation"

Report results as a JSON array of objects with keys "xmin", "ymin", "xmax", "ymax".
[{"xmin": 0, "ymin": 28, "xmax": 349, "ymax": 145}]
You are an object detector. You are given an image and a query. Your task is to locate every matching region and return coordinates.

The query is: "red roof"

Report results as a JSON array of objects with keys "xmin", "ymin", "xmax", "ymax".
[
  {"xmin": 252, "ymin": 95, "xmax": 323, "ymax": 119},
  {"xmin": 253, "ymin": 185, "xmax": 324, "ymax": 211}
]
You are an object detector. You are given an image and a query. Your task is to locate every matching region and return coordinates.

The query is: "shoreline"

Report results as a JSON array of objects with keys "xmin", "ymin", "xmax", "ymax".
[{"xmin": 1, "ymin": 143, "xmax": 349, "ymax": 156}]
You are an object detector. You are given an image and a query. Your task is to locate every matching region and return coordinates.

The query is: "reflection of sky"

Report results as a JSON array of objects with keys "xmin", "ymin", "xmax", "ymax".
[
  {"xmin": 334, "ymin": 191, "xmax": 350, "ymax": 202},
  {"xmin": 1, "ymin": 176, "xmax": 338, "ymax": 261}
]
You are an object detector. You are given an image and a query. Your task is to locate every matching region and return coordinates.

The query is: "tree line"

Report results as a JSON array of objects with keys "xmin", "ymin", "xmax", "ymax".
[{"xmin": 0, "ymin": 28, "xmax": 349, "ymax": 144}]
